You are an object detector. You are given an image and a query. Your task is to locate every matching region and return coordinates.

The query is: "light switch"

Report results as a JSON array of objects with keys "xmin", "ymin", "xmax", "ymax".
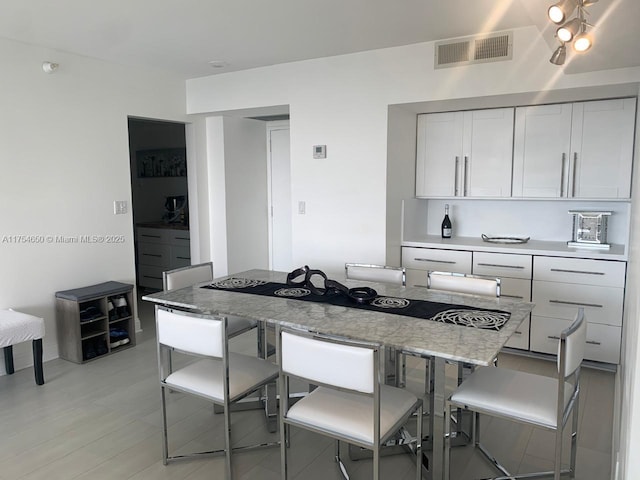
[
  {"xmin": 298, "ymin": 201, "xmax": 306, "ymax": 214},
  {"xmin": 313, "ymin": 145, "xmax": 326, "ymax": 159},
  {"xmin": 114, "ymin": 201, "xmax": 128, "ymax": 215}
]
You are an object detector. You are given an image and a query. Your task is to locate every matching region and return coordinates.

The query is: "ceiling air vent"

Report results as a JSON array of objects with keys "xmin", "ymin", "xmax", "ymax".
[{"xmin": 435, "ymin": 31, "xmax": 513, "ymax": 69}]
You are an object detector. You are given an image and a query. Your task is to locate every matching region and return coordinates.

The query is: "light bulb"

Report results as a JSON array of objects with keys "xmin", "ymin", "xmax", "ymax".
[
  {"xmin": 573, "ymin": 32, "xmax": 593, "ymax": 52},
  {"xmin": 557, "ymin": 18, "xmax": 582, "ymax": 43},
  {"xmin": 548, "ymin": 0, "xmax": 578, "ymax": 24}
]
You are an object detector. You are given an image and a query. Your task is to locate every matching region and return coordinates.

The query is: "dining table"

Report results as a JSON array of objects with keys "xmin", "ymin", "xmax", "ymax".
[{"xmin": 142, "ymin": 268, "xmax": 534, "ymax": 480}]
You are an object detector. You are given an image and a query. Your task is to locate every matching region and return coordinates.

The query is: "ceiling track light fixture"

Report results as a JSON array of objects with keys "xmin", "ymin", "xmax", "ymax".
[{"xmin": 547, "ymin": 0, "xmax": 597, "ymax": 65}]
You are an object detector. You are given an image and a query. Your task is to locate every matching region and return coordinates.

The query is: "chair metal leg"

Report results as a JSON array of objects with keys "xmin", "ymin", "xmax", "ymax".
[
  {"xmin": 223, "ymin": 399, "xmax": 232, "ymax": 479},
  {"xmin": 373, "ymin": 443, "xmax": 380, "ymax": 480},
  {"xmin": 280, "ymin": 375, "xmax": 289, "ymax": 480},
  {"xmin": 32, "ymin": 339, "xmax": 44, "ymax": 385},
  {"xmin": 570, "ymin": 394, "xmax": 580, "ymax": 478},
  {"xmin": 160, "ymin": 386, "xmax": 169, "ymax": 465},
  {"xmin": 265, "ymin": 381, "xmax": 278, "ymax": 433},
  {"xmin": 444, "ymin": 402, "xmax": 451, "ymax": 480},
  {"xmin": 3, "ymin": 345, "xmax": 14, "ymax": 374},
  {"xmin": 334, "ymin": 440, "xmax": 350, "ymax": 479},
  {"xmin": 416, "ymin": 402, "xmax": 423, "ymax": 480}
]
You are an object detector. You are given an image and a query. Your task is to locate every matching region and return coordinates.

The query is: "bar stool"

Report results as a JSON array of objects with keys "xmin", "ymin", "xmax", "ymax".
[
  {"xmin": 0, "ymin": 309, "xmax": 45, "ymax": 385},
  {"xmin": 277, "ymin": 325, "xmax": 423, "ymax": 480},
  {"xmin": 444, "ymin": 308, "xmax": 586, "ymax": 480},
  {"xmin": 345, "ymin": 263, "xmax": 406, "ymax": 386},
  {"xmin": 156, "ymin": 306, "xmax": 279, "ymax": 478},
  {"xmin": 163, "ymin": 262, "xmax": 258, "ymax": 341}
]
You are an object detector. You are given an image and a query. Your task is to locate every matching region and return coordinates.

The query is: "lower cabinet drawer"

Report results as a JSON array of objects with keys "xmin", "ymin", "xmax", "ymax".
[
  {"xmin": 138, "ymin": 265, "xmax": 165, "ymax": 290},
  {"xmin": 406, "ymin": 268, "xmax": 429, "ymax": 288},
  {"xmin": 402, "ymin": 247, "xmax": 472, "ymax": 274},
  {"xmin": 169, "ymin": 230, "xmax": 190, "ymax": 247},
  {"xmin": 137, "ymin": 242, "xmax": 170, "ymax": 267},
  {"xmin": 473, "ymin": 252, "xmax": 532, "ymax": 280},
  {"xmin": 532, "ymin": 280, "xmax": 623, "ymax": 326},
  {"xmin": 505, "ymin": 317, "xmax": 530, "ymax": 350},
  {"xmin": 530, "ymin": 316, "xmax": 621, "ymax": 364},
  {"xmin": 171, "ymin": 246, "xmax": 191, "ymax": 269},
  {"xmin": 499, "ymin": 277, "xmax": 531, "ymax": 302}
]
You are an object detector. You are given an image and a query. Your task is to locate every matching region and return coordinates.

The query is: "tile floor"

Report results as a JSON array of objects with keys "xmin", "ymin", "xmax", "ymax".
[{"xmin": 0, "ymin": 296, "xmax": 614, "ymax": 479}]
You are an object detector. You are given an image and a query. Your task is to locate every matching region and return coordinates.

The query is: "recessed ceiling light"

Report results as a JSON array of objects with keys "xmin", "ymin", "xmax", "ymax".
[{"xmin": 208, "ymin": 60, "xmax": 228, "ymax": 69}]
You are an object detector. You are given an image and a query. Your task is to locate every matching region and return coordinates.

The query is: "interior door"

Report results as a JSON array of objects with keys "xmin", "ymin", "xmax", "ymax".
[{"xmin": 268, "ymin": 123, "xmax": 292, "ymax": 271}]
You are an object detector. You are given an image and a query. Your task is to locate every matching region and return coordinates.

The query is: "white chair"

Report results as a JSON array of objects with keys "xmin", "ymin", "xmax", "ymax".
[
  {"xmin": 162, "ymin": 261, "xmax": 214, "ymax": 292},
  {"xmin": 425, "ymin": 270, "xmax": 501, "ymax": 440},
  {"xmin": 345, "ymin": 263, "xmax": 406, "ymax": 286},
  {"xmin": 162, "ymin": 262, "xmax": 258, "ymax": 342},
  {"xmin": 277, "ymin": 325, "xmax": 423, "ymax": 480},
  {"xmin": 444, "ymin": 308, "xmax": 586, "ymax": 480},
  {"xmin": 345, "ymin": 263, "xmax": 406, "ymax": 386},
  {"xmin": 156, "ymin": 306, "xmax": 279, "ymax": 478},
  {"xmin": 427, "ymin": 270, "xmax": 500, "ymax": 297}
]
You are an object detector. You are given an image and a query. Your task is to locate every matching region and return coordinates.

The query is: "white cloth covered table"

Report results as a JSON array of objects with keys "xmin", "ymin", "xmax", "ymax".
[{"xmin": 0, "ymin": 309, "xmax": 45, "ymax": 385}]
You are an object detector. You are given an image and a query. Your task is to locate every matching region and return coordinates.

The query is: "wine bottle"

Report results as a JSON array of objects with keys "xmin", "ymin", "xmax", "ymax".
[{"xmin": 441, "ymin": 204, "xmax": 452, "ymax": 238}]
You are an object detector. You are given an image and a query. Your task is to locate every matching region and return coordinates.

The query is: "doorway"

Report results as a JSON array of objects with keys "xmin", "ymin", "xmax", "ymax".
[
  {"xmin": 267, "ymin": 121, "xmax": 292, "ymax": 271},
  {"xmin": 127, "ymin": 118, "xmax": 189, "ymax": 292}
]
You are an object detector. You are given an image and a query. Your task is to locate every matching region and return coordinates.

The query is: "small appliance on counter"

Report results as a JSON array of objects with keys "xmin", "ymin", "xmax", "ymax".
[
  {"xmin": 568, "ymin": 210, "xmax": 611, "ymax": 249},
  {"xmin": 162, "ymin": 195, "xmax": 187, "ymax": 225}
]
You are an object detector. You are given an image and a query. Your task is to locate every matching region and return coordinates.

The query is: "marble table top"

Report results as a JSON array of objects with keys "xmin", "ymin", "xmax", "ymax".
[{"xmin": 143, "ymin": 269, "xmax": 534, "ymax": 367}]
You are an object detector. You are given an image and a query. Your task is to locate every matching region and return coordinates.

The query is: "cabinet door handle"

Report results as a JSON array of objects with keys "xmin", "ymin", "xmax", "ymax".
[
  {"xmin": 175, "ymin": 236, "xmax": 190, "ymax": 241},
  {"xmin": 549, "ymin": 268, "xmax": 605, "ymax": 276},
  {"xmin": 463, "ymin": 155, "xmax": 469, "ymax": 196},
  {"xmin": 143, "ymin": 275, "xmax": 163, "ymax": 280},
  {"xmin": 549, "ymin": 299, "xmax": 603, "ymax": 308},
  {"xmin": 415, "ymin": 258, "xmax": 456, "ymax": 264},
  {"xmin": 142, "ymin": 253, "xmax": 162, "ymax": 258},
  {"xmin": 513, "ymin": 331, "xmax": 523, "ymax": 336},
  {"xmin": 454, "ymin": 156, "xmax": 459, "ymax": 196},
  {"xmin": 547, "ymin": 335, "xmax": 561, "ymax": 340},
  {"xmin": 477, "ymin": 263, "xmax": 524, "ymax": 269},
  {"xmin": 502, "ymin": 294, "xmax": 525, "ymax": 300},
  {"xmin": 176, "ymin": 256, "xmax": 191, "ymax": 260},
  {"xmin": 586, "ymin": 340, "xmax": 602, "ymax": 346},
  {"xmin": 560, "ymin": 153, "xmax": 566, "ymax": 197},
  {"xmin": 141, "ymin": 234, "xmax": 161, "ymax": 239}
]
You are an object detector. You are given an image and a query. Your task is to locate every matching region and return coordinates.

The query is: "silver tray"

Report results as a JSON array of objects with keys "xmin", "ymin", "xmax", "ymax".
[{"xmin": 481, "ymin": 234, "xmax": 530, "ymax": 244}]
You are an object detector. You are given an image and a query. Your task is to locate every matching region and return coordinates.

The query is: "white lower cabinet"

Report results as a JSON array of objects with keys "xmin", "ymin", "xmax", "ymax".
[
  {"xmin": 402, "ymin": 247, "xmax": 472, "ymax": 288},
  {"xmin": 402, "ymin": 246, "xmax": 626, "ymax": 366},
  {"xmin": 136, "ymin": 227, "xmax": 191, "ymax": 289},
  {"xmin": 500, "ymin": 278, "xmax": 532, "ymax": 350},
  {"xmin": 530, "ymin": 316, "xmax": 621, "ymax": 365},
  {"xmin": 530, "ymin": 256, "xmax": 625, "ymax": 365},
  {"xmin": 472, "ymin": 252, "xmax": 532, "ymax": 351}
]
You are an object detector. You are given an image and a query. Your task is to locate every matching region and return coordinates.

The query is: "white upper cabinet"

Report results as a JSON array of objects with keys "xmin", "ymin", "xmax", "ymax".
[
  {"xmin": 416, "ymin": 112, "xmax": 463, "ymax": 197},
  {"xmin": 513, "ymin": 103, "xmax": 572, "ymax": 197},
  {"xmin": 513, "ymin": 98, "xmax": 636, "ymax": 199},
  {"xmin": 570, "ymin": 98, "xmax": 636, "ymax": 199},
  {"xmin": 416, "ymin": 108, "xmax": 514, "ymax": 198}
]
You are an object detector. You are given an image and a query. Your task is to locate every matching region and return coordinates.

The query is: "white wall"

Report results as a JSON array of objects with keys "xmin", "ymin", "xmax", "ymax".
[
  {"xmin": 619, "ymin": 84, "xmax": 640, "ymax": 480},
  {"xmin": 0, "ymin": 37, "xmax": 187, "ymax": 373},
  {"xmin": 386, "ymin": 106, "xmax": 418, "ymax": 266},
  {"xmin": 187, "ymin": 26, "xmax": 639, "ymax": 277},
  {"xmin": 185, "ymin": 25, "xmax": 640, "ymax": 478}
]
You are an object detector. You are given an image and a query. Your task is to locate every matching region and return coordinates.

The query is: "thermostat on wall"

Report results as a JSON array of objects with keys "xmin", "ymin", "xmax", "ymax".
[{"xmin": 313, "ymin": 145, "xmax": 326, "ymax": 159}]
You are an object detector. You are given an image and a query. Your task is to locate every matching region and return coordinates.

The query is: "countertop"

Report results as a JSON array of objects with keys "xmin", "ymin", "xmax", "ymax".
[
  {"xmin": 142, "ymin": 269, "xmax": 534, "ymax": 366},
  {"xmin": 402, "ymin": 234, "xmax": 627, "ymax": 261}
]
